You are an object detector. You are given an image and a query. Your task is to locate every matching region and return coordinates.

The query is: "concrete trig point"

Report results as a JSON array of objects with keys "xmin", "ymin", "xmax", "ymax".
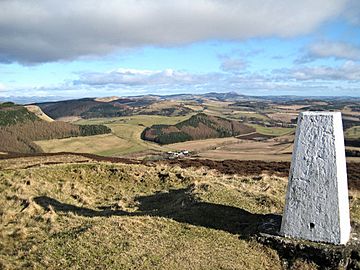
[{"xmin": 280, "ymin": 111, "xmax": 351, "ymax": 245}]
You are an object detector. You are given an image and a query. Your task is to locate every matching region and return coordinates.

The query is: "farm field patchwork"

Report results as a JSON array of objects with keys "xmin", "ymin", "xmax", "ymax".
[
  {"xmin": 28, "ymin": 96, "xmax": 360, "ymax": 162},
  {"xmin": 35, "ymin": 115, "xmax": 192, "ymax": 156}
]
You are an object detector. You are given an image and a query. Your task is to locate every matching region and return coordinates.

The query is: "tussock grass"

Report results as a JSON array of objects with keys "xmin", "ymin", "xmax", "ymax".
[{"xmin": 1, "ymin": 156, "xmax": 359, "ymax": 269}]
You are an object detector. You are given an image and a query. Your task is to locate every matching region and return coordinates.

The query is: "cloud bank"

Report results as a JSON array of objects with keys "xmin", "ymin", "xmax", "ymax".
[
  {"xmin": 298, "ymin": 41, "xmax": 360, "ymax": 63},
  {"xmin": 276, "ymin": 61, "xmax": 360, "ymax": 81},
  {"xmin": 0, "ymin": 83, "xmax": 6, "ymax": 91},
  {"xmin": 0, "ymin": 0, "xmax": 347, "ymax": 64},
  {"xmin": 71, "ymin": 61, "xmax": 360, "ymax": 96},
  {"xmin": 76, "ymin": 68, "xmax": 206, "ymax": 86}
]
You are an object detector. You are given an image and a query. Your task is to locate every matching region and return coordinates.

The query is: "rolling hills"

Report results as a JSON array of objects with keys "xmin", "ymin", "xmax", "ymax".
[
  {"xmin": 36, "ymin": 97, "xmax": 192, "ymax": 119},
  {"xmin": 141, "ymin": 113, "xmax": 256, "ymax": 144},
  {"xmin": 1, "ymin": 93, "xmax": 360, "ymax": 269},
  {"xmin": 1, "ymin": 92, "xmax": 359, "ymax": 161}
]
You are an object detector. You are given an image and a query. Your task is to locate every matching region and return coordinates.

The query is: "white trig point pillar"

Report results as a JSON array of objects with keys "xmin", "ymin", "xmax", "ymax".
[{"xmin": 280, "ymin": 111, "xmax": 351, "ymax": 245}]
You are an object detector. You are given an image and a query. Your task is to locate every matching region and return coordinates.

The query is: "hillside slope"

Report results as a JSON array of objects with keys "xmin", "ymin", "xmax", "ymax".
[
  {"xmin": 0, "ymin": 103, "xmax": 111, "ymax": 153},
  {"xmin": 141, "ymin": 113, "xmax": 255, "ymax": 144},
  {"xmin": 0, "ymin": 102, "xmax": 39, "ymax": 126}
]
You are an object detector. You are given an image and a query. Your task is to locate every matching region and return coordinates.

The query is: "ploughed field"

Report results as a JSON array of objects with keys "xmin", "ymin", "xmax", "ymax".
[{"xmin": 1, "ymin": 153, "xmax": 360, "ymax": 269}]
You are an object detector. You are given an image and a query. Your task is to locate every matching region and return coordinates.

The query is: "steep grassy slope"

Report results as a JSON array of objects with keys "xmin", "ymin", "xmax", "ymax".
[
  {"xmin": 0, "ymin": 155, "xmax": 359, "ymax": 269},
  {"xmin": 142, "ymin": 113, "xmax": 255, "ymax": 144}
]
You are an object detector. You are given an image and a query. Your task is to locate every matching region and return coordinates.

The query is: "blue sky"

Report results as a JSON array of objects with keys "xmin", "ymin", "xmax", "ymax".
[{"xmin": 0, "ymin": 0, "xmax": 359, "ymax": 101}]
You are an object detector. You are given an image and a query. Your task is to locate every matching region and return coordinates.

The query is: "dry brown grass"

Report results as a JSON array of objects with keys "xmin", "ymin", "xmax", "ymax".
[
  {"xmin": 24, "ymin": 105, "xmax": 54, "ymax": 122},
  {"xmin": 0, "ymin": 156, "xmax": 285, "ymax": 269},
  {"xmin": 55, "ymin": 116, "xmax": 82, "ymax": 122},
  {"xmin": 94, "ymin": 96, "xmax": 120, "ymax": 102},
  {"xmin": 276, "ymin": 105, "xmax": 309, "ymax": 111},
  {"xmin": 266, "ymin": 112, "xmax": 297, "ymax": 123},
  {"xmin": 35, "ymin": 133, "xmax": 130, "ymax": 155},
  {"xmin": 1, "ymin": 155, "xmax": 359, "ymax": 269},
  {"xmin": 196, "ymin": 138, "xmax": 293, "ymax": 161},
  {"xmin": 290, "ymin": 259, "xmax": 319, "ymax": 270},
  {"xmin": 169, "ymin": 137, "xmax": 243, "ymax": 152}
]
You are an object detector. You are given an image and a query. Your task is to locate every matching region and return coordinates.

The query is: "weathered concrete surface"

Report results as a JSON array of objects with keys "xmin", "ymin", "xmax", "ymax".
[{"xmin": 280, "ymin": 112, "xmax": 351, "ymax": 245}]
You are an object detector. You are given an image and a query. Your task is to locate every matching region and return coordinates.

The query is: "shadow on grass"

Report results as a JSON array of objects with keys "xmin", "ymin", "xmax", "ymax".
[{"xmin": 34, "ymin": 188, "xmax": 281, "ymax": 238}]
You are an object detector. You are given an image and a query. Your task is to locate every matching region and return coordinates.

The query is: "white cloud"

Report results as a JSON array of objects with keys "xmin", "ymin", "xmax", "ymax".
[
  {"xmin": 3, "ymin": 65, "xmax": 360, "ymax": 100},
  {"xmin": 343, "ymin": 0, "xmax": 360, "ymax": 25},
  {"xmin": 76, "ymin": 68, "xmax": 207, "ymax": 86},
  {"xmin": 74, "ymin": 63, "xmax": 360, "ymax": 97},
  {"xmin": 0, "ymin": 0, "xmax": 347, "ymax": 64},
  {"xmin": 299, "ymin": 41, "xmax": 360, "ymax": 62},
  {"xmin": 220, "ymin": 57, "xmax": 248, "ymax": 73},
  {"xmin": 0, "ymin": 83, "xmax": 7, "ymax": 91},
  {"xmin": 276, "ymin": 61, "xmax": 360, "ymax": 81}
]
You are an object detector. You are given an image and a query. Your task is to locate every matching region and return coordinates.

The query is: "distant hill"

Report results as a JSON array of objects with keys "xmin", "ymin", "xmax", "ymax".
[
  {"xmin": 141, "ymin": 113, "xmax": 255, "ymax": 144},
  {"xmin": 36, "ymin": 97, "xmax": 191, "ymax": 119},
  {"xmin": 32, "ymin": 92, "xmax": 360, "ymax": 121},
  {"xmin": 0, "ymin": 102, "xmax": 111, "ymax": 153}
]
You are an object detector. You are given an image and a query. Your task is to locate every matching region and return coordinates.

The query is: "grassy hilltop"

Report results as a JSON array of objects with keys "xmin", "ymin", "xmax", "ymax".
[{"xmin": 0, "ymin": 154, "xmax": 360, "ymax": 269}]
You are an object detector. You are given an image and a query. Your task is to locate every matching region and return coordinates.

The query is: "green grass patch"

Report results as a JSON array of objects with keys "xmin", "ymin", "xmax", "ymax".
[
  {"xmin": 345, "ymin": 126, "xmax": 360, "ymax": 139},
  {"xmin": 248, "ymin": 124, "xmax": 294, "ymax": 136},
  {"xmin": 228, "ymin": 111, "xmax": 270, "ymax": 121}
]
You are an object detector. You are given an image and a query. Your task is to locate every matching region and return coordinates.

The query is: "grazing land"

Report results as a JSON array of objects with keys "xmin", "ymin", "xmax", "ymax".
[
  {"xmin": 36, "ymin": 115, "xmax": 192, "ymax": 156},
  {"xmin": 1, "ymin": 154, "xmax": 360, "ymax": 269},
  {"xmin": 27, "ymin": 93, "xmax": 360, "ymax": 162}
]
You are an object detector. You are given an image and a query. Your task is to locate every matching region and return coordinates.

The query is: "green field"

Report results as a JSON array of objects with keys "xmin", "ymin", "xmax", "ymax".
[
  {"xmin": 345, "ymin": 126, "xmax": 360, "ymax": 139},
  {"xmin": 226, "ymin": 111, "xmax": 270, "ymax": 121},
  {"xmin": 248, "ymin": 124, "xmax": 295, "ymax": 136},
  {"xmin": 35, "ymin": 115, "xmax": 193, "ymax": 156}
]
